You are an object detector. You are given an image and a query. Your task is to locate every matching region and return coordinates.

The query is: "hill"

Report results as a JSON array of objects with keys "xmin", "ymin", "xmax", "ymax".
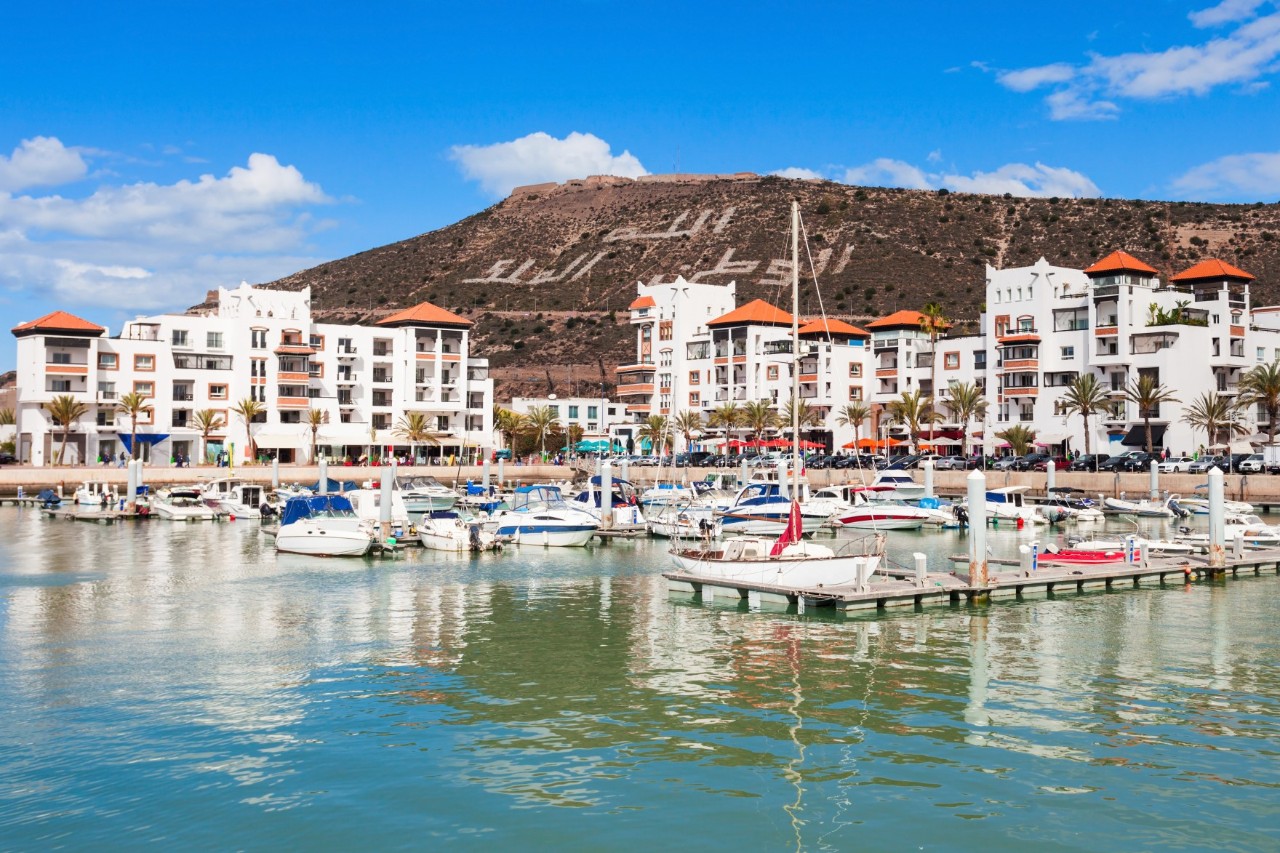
[{"xmin": 264, "ymin": 174, "xmax": 1280, "ymax": 399}]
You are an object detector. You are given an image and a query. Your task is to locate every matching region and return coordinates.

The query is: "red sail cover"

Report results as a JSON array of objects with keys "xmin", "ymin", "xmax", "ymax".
[{"xmin": 770, "ymin": 500, "xmax": 803, "ymax": 556}]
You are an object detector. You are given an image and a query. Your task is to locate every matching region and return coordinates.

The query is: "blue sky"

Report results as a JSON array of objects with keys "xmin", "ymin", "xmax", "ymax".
[{"xmin": 2, "ymin": 0, "xmax": 1279, "ymax": 371}]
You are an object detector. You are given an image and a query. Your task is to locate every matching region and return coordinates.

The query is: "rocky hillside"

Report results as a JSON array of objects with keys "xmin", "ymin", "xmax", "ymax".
[{"xmin": 264, "ymin": 174, "xmax": 1280, "ymax": 398}]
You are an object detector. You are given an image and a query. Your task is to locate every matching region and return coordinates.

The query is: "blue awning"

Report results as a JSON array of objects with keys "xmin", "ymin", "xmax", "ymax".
[{"xmin": 120, "ymin": 434, "xmax": 171, "ymax": 453}]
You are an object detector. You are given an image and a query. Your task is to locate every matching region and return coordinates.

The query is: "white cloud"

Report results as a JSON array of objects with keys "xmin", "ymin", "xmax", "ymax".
[
  {"xmin": 996, "ymin": 9, "xmax": 1280, "ymax": 118},
  {"xmin": 0, "ymin": 136, "xmax": 89, "ymax": 192},
  {"xmin": 926, "ymin": 149, "xmax": 943, "ymax": 164},
  {"xmin": 0, "ymin": 141, "xmax": 333, "ymax": 310},
  {"xmin": 843, "ymin": 158, "xmax": 935, "ymax": 190},
  {"xmin": 772, "ymin": 166, "xmax": 824, "ymax": 180},
  {"xmin": 1172, "ymin": 150, "xmax": 1280, "ymax": 197},
  {"xmin": 1189, "ymin": 0, "xmax": 1269, "ymax": 28},
  {"xmin": 450, "ymin": 131, "xmax": 647, "ymax": 196}
]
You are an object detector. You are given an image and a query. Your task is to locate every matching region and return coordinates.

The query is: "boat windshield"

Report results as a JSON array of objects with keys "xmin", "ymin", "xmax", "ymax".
[
  {"xmin": 401, "ymin": 477, "xmax": 448, "ymax": 491},
  {"xmin": 511, "ymin": 485, "xmax": 568, "ymax": 511},
  {"xmin": 280, "ymin": 495, "xmax": 360, "ymax": 525}
]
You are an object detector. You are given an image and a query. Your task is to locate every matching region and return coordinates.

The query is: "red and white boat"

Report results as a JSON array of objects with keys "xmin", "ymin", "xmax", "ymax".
[{"xmin": 1038, "ymin": 548, "xmax": 1126, "ymax": 565}]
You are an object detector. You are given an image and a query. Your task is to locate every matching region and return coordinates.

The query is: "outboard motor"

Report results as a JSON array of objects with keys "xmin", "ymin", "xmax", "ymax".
[
  {"xmin": 953, "ymin": 505, "xmax": 969, "ymax": 527},
  {"xmin": 468, "ymin": 522, "xmax": 483, "ymax": 551}
]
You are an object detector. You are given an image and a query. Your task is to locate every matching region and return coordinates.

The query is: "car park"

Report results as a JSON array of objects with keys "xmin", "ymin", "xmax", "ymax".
[{"xmin": 1157, "ymin": 455, "xmax": 1196, "ymax": 473}]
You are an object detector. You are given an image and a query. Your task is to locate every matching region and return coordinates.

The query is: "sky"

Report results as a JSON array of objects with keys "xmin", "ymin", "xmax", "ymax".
[{"xmin": 2, "ymin": 0, "xmax": 1280, "ymax": 371}]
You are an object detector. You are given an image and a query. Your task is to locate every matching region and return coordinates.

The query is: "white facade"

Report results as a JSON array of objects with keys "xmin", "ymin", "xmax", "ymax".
[
  {"xmin": 12, "ymin": 283, "xmax": 493, "ymax": 467},
  {"xmin": 508, "ymin": 396, "xmax": 628, "ymax": 442}
]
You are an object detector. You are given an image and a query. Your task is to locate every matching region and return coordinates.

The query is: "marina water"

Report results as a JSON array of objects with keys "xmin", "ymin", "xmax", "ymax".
[{"xmin": 1, "ymin": 506, "xmax": 1277, "ymax": 850}]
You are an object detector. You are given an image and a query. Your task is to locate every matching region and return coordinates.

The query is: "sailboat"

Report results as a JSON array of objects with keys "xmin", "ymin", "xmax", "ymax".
[{"xmin": 670, "ymin": 201, "xmax": 884, "ymax": 586}]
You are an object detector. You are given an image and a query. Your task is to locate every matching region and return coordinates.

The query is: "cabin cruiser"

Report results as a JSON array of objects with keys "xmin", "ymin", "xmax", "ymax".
[
  {"xmin": 716, "ymin": 471, "xmax": 835, "ymax": 536},
  {"xmin": 1175, "ymin": 514, "xmax": 1280, "ymax": 548},
  {"xmin": 568, "ymin": 476, "xmax": 646, "ymax": 530},
  {"xmin": 274, "ymin": 495, "xmax": 376, "ymax": 557},
  {"xmin": 488, "ymin": 485, "xmax": 599, "ymax": 547},
  {"xmin": 870, "ymin": 471, "xmax": 926, "ymax": 502},
  {"xmin": 344, "ymin": 486, "xmax": 414, "ymax": 537},
  {"xmin": 152, "ymin": 487, "xmax": 218, "ymax": 521},
  {"xmin": 200, "ymin": 478, "xmax": 265, "ymax": 519},
  {"xmin": 972, "ymin": 487, "xmax": 1049, "ymax": 525},
  {"xmin": 74, "ymin": 480, "xmax": 118, "ymax": 507},
  {"xmin": 419, "ymin": 510, "xmax": 500, "ymax": 552},
  {"xmin": 647, "ymin": 500, "xmax": 723, "ymax": 539},
  {"xmin": 398, "ymin": 476, "xmax": 459, "ymax": 514},
  {"xmin": 1102, "ymin": 494, "xmax": 1184, "ymax": 518}
]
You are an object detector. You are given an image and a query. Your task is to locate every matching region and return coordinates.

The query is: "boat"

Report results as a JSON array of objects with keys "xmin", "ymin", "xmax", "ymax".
[
  {"xmin": 73, "ymin": 480, "xmax": 118, "ymax": 507},
  {"xmin": 488, "ymin": 485, "xmax": 599, "ymax": 547},
  {"xmin": 716, "ymin": 467, "xmax": 835, "ymax": 536},
  {"xmin": 669, "ymin": 202, "xmax": 887, "ymax": 589},
  {"xmin": 1102, "ymin": 494, "xmax": 1183, "ymax": 518},
  {"xmin": 870, "ymin": 471, "xmax": 926, "ymax": 502},
  {"xmin": 344, "ymin": 486, "xmax": 414, "ymax": 537},
  {"xmin": 1175, "ymin": 514, "xmax": 1280, "ymax": 547},
  {"xmin": 1038, "ymin": 548, "xmax": 1127, "ymax": 565},
  {"xmin": 418, "ymin": 510, "xmax": 500, "ymax": 552},
  {"xmin": 399, "ymin": 476, "xmax": 459, "ymax": 514},
  {"xmin": 1171, "ymin": 496, "xmax": 1256, "ymax": 516},
  {"xmin": 274, "ymin": 494, "xmax": 376, "ymax": 557},
  {"xmin": 977, "ymin": 487, "xmax": 1049, "ymax": 524},
  {"xmin": 200, "ymin": 478, "xmax": 265, "ymax": 519},
  {"xmin": 568, "ymin": 476, "xmax": 647, "ymax": 530},
  {"xmin": 647, "ymin": 501, "xmax": 723, "ymax": 539},
  {"xmin": 152, "ymin": 487, "xmax": 218, "ymax": 521},
  {"xmin": 1065, "ymin": 533, "xmax": 1195, "ymax": 555}
]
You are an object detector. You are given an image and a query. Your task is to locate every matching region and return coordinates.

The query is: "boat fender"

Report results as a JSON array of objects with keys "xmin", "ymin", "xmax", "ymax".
[{"xmin": 1016, "ymin": 517, "xmax": 1024, "ymax": 529}]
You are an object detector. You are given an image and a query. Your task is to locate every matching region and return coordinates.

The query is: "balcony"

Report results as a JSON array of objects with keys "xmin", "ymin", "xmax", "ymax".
[
  {"xmin": 875, "ymin": 367, "xmax": 897, "ymax": 378},
  {"xmin": 616, "ymin": 362, "xmax": 654, "ymax": 376},
  {"xmin": 97, "ymin": 390, "xmax": 117, "ymax": 402},
  {"xmin": 172, "ymin": 391, "xmax": 194, "ymax": 402},
  {"xmin": 616, "ymin": 383, "xmax": 655, "ymax": 397},
  {"xmin": 1001, "ymin": 358, "xmax": 1039, "ymax": 371},
  {"xmin": 277, "ymin": 396, "xmax": 310, "ymax": 408},
  {"xmin": 278, "ymin": 371, "xmax": 309, "ymax": 383},
  {"xmin": 1003, "ymin": 387, "xmax": 1039, "ymax": 397},
  {"xmin": 873, "ymin": 338, "xmax": 898, "ymax": 351},
  {"xmin": 371, "ymin": 372, "xmax": 392, "ymax": 384}
]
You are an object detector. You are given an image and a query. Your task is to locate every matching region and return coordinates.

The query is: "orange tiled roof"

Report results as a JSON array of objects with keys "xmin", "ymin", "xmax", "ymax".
[
  {"xmin": 1083, "ymin": 250, "xmax": 1158, "ymax": 276},
  {"xmin": 1169, "ymin": 258, "xmax": 1254, "ymax": 282},
  {"xmin": 798, "ymin": 317, "xmax": 870, "ymax": 337},
  {"xmin": 707, "ymin": 299, "xmax": 793, "ymax": 327},
  {"xmin": 11, "ymin": 310, "xmax": 105, "ymax": 336},
  {"xmin": 628, "ymin": 295, "xmax": 656, "ymax": 310},
  {"xmin": 376, "ymin": 301, "xmax": 472, "ymax": 328},
  {"xmin": 865, "ymin": 310, "xmax": 950, "ymax": 330}
]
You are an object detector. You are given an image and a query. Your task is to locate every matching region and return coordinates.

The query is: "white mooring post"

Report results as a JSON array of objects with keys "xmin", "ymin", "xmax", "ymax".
[
  {"xmin": 1046, "ymin": 460, "xmax": 1055, "ymax": 494},
  {"xmin": 1149, "ymin": 459, "xmax": 1159, "ymax": 501},
  {"xmin": 967, "ymin": 469, "xmax": 988, "ymax": 588},
  {"xmin": 482, "ymin": 457, "xmax": 491, "ymax": 492},
  {"xmin": 318, "ymin": 459, "xmax": 329, "ymax": 495},
  {"xmin": 125, "ymin": 460, "xmax": 138, "ymax": 511},
  {"xmin": 600, "ymin": 460, "xmax": 614, "ymax": 530},
  {"xmin": 272, "ymin": 456, "xmax": 280, "ymax": 489},
  {"xmin": 913, "ymin": 552, "xmax": 928, "ymax": 588},
  {"xmin": 1207, "ymin": 466, "xmax": 1226, "ymax": 570},
  {"xmin": 923, "ymin": 459, "xmax": 934, "ymax": 499},
  {"xmin": 498, "ymin": 458, "xmax": 505, "ymax": 487},
  {"xmin": 379, "ymin": 464, "xmax": 395, "ymax": 541}
]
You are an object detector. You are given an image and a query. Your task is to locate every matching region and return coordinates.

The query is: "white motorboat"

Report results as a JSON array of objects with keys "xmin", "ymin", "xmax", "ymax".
[
  {"xmin": 647, "ymin": 502, "xmax": 722, "ymax": 539},
  {"xmin": 638, "ymin": 481, "xmax": 696, "ymax": 510},
  {"xmin": 274, "ymin": 495, "xmax": 376, "ymax": 557},
  {"xmin": 568, "ymin": 475, "xmax": 647, "ymax": 530},
  {"xmin": 152, "ymin": 487, "xmax": 218, "ymax": 521},
  {"xmin": 489, "ymin": 485, "xmax": 599, "ymax": 547},
  {"xmin": 418, "ymin": 511, "xmax": 500, "ymax": 552},
  {"xmin": 1064, "ymin": 533, "xmax": 1195, "ymax": 555},
  {"xmin": 977, "ymin": 487, "xmax": 1049, "ymax": 525},
  {"xmin": 823, "ymin": 486, "xmax": 934, "ymax": 531},
  {"xmin": 870, "ymin": 471, "xmax": 926, "ymax": 502},
  {"xmin": 200, "ymin": 478, "xmax": 265, "ymax": 519},
  {"xmin": 74, "ymin": 480, "xmax": 118, "ymax": 507},
  {"xmin": 399, "ymin": 476, "xmax": 459, "ymax": 514},
  {"xmin": 1176, "ymin": 514, "xmax": 1280, "ymax": 547},
  {"xmin": 1171, "ymin": 496, "xmax": 1256, "ymax": 516},
  {"xmin": 1103, "ymin": 494, "xmax": 1182, "ymax": 518},
  {"xmin": 717, "ymin": 467, "xmax": 834, "ymax": 536},
  {"xmin": 345, "ymin": 487, "xmax": 413, "ymax": 537}
]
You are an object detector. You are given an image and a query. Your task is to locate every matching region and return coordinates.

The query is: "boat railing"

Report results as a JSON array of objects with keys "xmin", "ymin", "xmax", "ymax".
[{"xmin": 829, "ymin": 531, "xmax": 887, "ymax": 557}]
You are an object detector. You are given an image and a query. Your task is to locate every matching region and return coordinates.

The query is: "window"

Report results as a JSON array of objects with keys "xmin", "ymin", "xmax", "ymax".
[
  {"xmin": 1259, "ymin": 347, "xmax": 1267, "ymax": 362},
  {"xmin": 134, "ymin": 354, "xmax": 155, "ymax": 371},
  {"xmin": 251, "ymin": 359, "xmax": 266, "ymax": 378},
  {"xmin": 548, "ymin": 405, "xmax": 559, "ymax": 417},
  {"xmin": 207, "ymin": 331, "xmax": 224, "ymax": 349},
  {"xmin": 688, "ymin": 370, "xmax": 700, "ymax": 385},
  {"xmin": 251, "ymin": 385, "xmax": 266, "ymax": 403},
  {"xmin": 50, "ymin": 352, "xmax": 72, "ymax": 364},
  {"xmin": 689, "ymin": 392, "xmax": 700, "ymax": 406},
  {"xmin": 50, "ymin": 379, "xmax": 71, "ymax": 392},
  {"xmin": 251, "ymin": 329, "xmax": 267, "ymax": 349},
  {"xmin": 849, "ymin": 363, "xmax": 862, "ymax": 378},
  {"xmin": 436, "ymin": 415, "xmax": 449, "ymax": 431},
  {"xmin": 172, "ymin": 330, "xmax": 188, "ymax": 346},
  {"xmin": 974, "ymin": 353, "xmax": 987, "ymax": 369},
  {"xmin": 659, "ymin": 321, "xmax": 673, "ymax": 341},
  {"xmin": 943, "ymin": 352, "xmax": 960, "ymax": 369},
  {"xmin": 133, "ymin": 381, "xmax": 154, "ymax": 397},
  {"xmin": 209, "ymin": 384, "xmax": 228, "ymax": 400},
  {"xmin": 98, "ymin": 353, "xmax": 118, "ymax": 370},
  {"xmin": 568, "ymin": 406, "xmax": 579, "ymax": 419},
  {"xmin": 587, "ymin": 405, "xmax": 599, "ymax": 420},
  {"xmin": 309, "ymin": 334, "xmax": 324, "ymax": 349},
  {"xmin": 849, "ymin": 387, "xmax": 863, "ymax": 401},
  {"xmin": 1061, "ymin": 346, "xmax": 1075, "ymax": 360},
  {"xmin": 767, "ymin": 366, "xmax": 779, "ymax": 381}
]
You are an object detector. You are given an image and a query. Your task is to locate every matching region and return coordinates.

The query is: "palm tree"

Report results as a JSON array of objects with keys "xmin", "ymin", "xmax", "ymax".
[
  {"xmin": 46, "ymin": 394, "xmax": 89, "ymax": 466},
  {"xmin": 706, "ymin": 402, "xmax": 744, "ymax": 453},
  {"xmin": 394, "ymin": 411, "xmax": 441, "ymax": 463},
  {"xmin": 742, "ymin": 399, "xmax": 780, "ymax": 442},
  {"xmin": 1181, "ymin": 391, "xmax": 1244, "ymax": 450},
  {"xmin": 567, "ymin": 423, "xmax": 585, "ymax": 449},
  {"xmin": 1239, "ymin": 361, "xmax": 1280, "ymax": 444},
  {"xmin": 996, "ymin": 423, "xmax": 1037, "ymax": 456},
  {"xmin": 781, "ymin": 396, "xmax": 823, "ymax": 450},
  {"xmin": 493, "ymin": 405, "xmax": 521, "ymax": 452},
  {"xmin": 521, "ymin": 405, "xmax": 560, "ymax": 457},
  {"xmin": 193, "ymin": 408, "xmax": 225, "ymax": 465},
  {"xmin": 1123, "ymin": 374, "xmax": 1181, "ymax": 453},
  {"xmin": 886, "ymin": 389, "xmax": 942, "ymax": 452},
  {"xmin": 230, "ymin": 398, "xmax": 265, "ymax": 464},
  {"xmin": 919, "ymin": 302, "xmax": 948, "ymax": 400},
  {"xmin": 0, "ymin": 408, "xmax": 14, "ymax": 426},
  {"xmin": 637, "ymin": 414, "xmax": 672, "ymax": 455},
  {"xmin": 672, "ymin": 409, "xmax": 703, "ymax": 454},
  {"xmin": 1060, "ymin": 373, "xmax": 1109, "ymax": 457},
  {"xmin": 116, "ymin": 391, "xmax": 154, "ymax": 463},
  {"xmin": 945, "ymin": 381, "xmax": 988, "ymax": 458},
  {"xmin": 307, "ymin": 408, "xmax": 329, "ymax": 463},
  {"xmin": 835, "ymin": 401, "xmax": 871, "ymax": 450}
]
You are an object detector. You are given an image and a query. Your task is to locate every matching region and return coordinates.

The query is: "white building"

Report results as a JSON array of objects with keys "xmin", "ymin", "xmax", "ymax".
[
  {"xmin": 508, "ymin": 396, "xmax": 629, "ymax": 448},
  {"xmin": 11, "ymin": 283, "xmax": 493, "ymax": 467}
]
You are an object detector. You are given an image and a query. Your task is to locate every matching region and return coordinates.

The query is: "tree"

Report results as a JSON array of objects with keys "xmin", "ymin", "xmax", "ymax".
[
  {"xmin": 394, "ymin": 411, "xmax": 441, "ymax": 463},
  {"xmin": 944, "ymin": 381, "xmax": 988, "ymax": 458},
  {"xmin": 996, "ymin": 423, "xmax": 1037, "ymax": 456},
  {"xmin": 706, "ymin": 402, "xmax": 744, "ymax": 451},
  {"xmin": 1060, "ymin": 373, "xmax": 1109, "ymax": 457},
  {"xmin": 886, "ymin": 389, "xmax": 942, "ymax": 452},
  {"xmin": 672, "ymin": 409, "xmax": 703, "ymax": 454},
  {"xmin": 0, "ymin": 408, "xmax": 13, "ymax": 426},
  {"xmin": 1239, "ymin": 361, "xmax": 1280, "ymax": 444},
  {"xmin": 835, "ymin": 401, "xmax": 871, "ymax": 450},
  {"xmin": 781, "ymin": 396, "xmax": 823, "ymax": 448},
  {"xmin": 493, "ymin": 406, "xmax": 522, "ymax": 452},
  {"xmin": 567, "ymin": 423, "xmax": 585, "ymax": 448},
  {"xmin": 193, "ymin": 408, "xmax": 225, "ymax": 465},
  {"xmin": 1123, "ymin": 374, "xmax": 1181, "ymax": 453},
  {"xmin": 919, "ymin": 302, "xmax": 949, "ymax": 400},
  {"xmin": 1181, "ymin": 391, "xmax": 1244, "ymax": 449},
  {"xmin": 116, "ymin": 391, "xmax": 154, "ymax": 463},
  {"xmin": 637, "ymin": 414, "xmax": 672, "ymax": 455},
  {"xmin": 46, "ymin": 394, "xmax": 89, "ymax": 466},
  {"xmin": 742, "ymin": 399, "xmax": 780, "ymax": 441},
  {"xmin": 307, "ymin": 408, "xmax": 329, "ymax": 463},
  {"xmin": 230, "ymin": 398, "xmax": 265, "ymax": 464},
  {"xmin": 521, "ymin": 405, "xmax": 560, "ymax": 456}
]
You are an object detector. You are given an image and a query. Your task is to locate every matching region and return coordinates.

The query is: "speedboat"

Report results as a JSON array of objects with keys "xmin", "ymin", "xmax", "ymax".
[
  {"xmin": 200, "ymin": 478, "xmax": 265, "ymax": 519},
  {"xmin": 870, "ymin": 471, "xmax": 926, "ymax": 502},
  {"xmin": 74, "ymin": 480, "xmax": 118, "ymax": 507},
  {"xmin": 1176, "ymin": 514, "xmax": 1280, "ymax": 547},
  {"xmin": 274, "ymin": 494, "xmax": 376, "ymax": 557},
  {"xmin": 647, "ymin": 501, "xmax": 723, "ymax": 539},
  {"xmin": 569, "ymin": 475, "xmax": 647, "ymax": 529},
  {"xmin": 1039, "ymin": 547, "xmax": 1127, "ymax": 565},
  {"xmin": 717, "ymin": 473, "xmax": 834, "ymax": 536},
  {"xmin": 152, "ymin": 487, "xmax": 218, "ymax": 521},
  {"xmin": 488, "ymin": 485, "xmax": 599, "ymax": 547},
  {"xmin": 345, "ymin": 486, "xmax": 414, "ymax": 536},
  {"xmin": 975, "ymin": 487, "xmax": 1048, "ymax": 525},
  {"xmin": 1065, "ymin": 533, "xmax": 1195, "ymax": 555},
  {"xmin": 1103, "ymin": 494, "xmax": 1183, "ymax": 518},
  {"xmin": 419, "ymin": 510, "xmax": 500, "ymax": 552},
  {"xmin": 399, "ymin": 476, "xmax": 458, "ymax": 514}
]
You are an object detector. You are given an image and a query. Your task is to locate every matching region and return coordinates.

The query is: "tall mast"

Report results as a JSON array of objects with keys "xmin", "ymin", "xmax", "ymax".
[{"xmin": 791, "ymin": 200, "xmax": 801, "ymax": 498}]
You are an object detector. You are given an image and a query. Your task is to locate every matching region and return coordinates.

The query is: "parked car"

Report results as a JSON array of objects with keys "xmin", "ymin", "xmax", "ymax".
[
  {"xmin": 1188, "ymin": 455, "xmax": 1228, "ymax": 474},
  {"xmin": 933, "ymin": 456, "xmax": 969, "ymax": 470},
  {"xmin": 1099, "ymin": 452, "xmax": 1145, "ymax": 472},
  {"xmin": 992, "ymin": 456, "xmax": 1024, "ymax": 471},
  {"xmin": 907, "ymin": 453, "xmax": 944, "ymax": 469},
  {"xmin": 1020, "ymin": 452, "xmax": 1051, "ymax": 471},
  {"xmin": 1030, "ymin": 454, "xmax": 1068, "ymax": 472},
  {"xmin": 0, "ymin": 452, "xmax": 15, "ymax": 465},
  {"xmin": 1237, "ymin": 453, "xmax": 1265, "ymax": 474},
  {"xmin": 1228, "ymin": 452, "xmax": 1252, "ymax": 473},
  {"xmin": 1068, "ymin": 454, "xmax": 1104, "ymax": 472},
  {"xmin": 1158, "ymin": 455, "xmax": 1196, "ymax": 473}
]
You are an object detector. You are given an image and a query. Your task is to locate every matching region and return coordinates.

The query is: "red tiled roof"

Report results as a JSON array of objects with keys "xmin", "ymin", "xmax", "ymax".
[
  {"xmin": 865, "ymin": 309, "xmax": 950, "ymax": 330},
  {"xmin": 798, "ymin": 317, "xmax": 870, "ymax": 337},
  {"xmin": 1169, "ymin": 258, "xmax": 1254, "ymax": 282},
  {"xmin": 1083, "ymin": 250, "xmax": 1158, "ymax": 276},
  {"xmin": 628, "ymin": 295, "xmax": 656, "ymax": 310},
  {"xmin": 376, "ymin": 301, "xmax": 472, "ymax": 328},
  {"xmin": 707, "ymin": 299, "xmax": 793, "ymax": 327},
  {"xmin": 11, "ymin": 310, "xmax": 106, "ymax": 337}
]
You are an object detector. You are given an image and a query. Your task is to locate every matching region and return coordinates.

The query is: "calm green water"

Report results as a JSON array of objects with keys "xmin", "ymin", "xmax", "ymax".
[{"xmin": 0, "ymin": 506, "xmax": 1277, "ymax": 851}]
